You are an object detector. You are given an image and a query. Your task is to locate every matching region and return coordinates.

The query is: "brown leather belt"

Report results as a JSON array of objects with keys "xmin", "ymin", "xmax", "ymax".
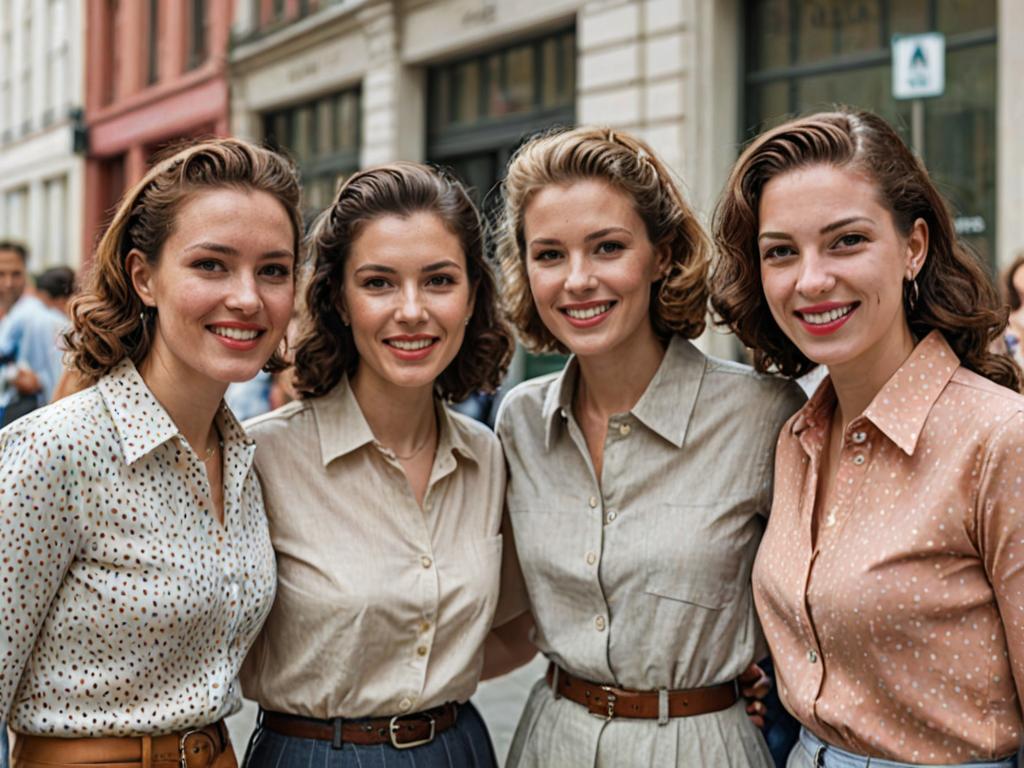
[
  {"xmin": 546, "ymin": 663, "xmax": 738, "ymax": 720},
  {"xmin": 12, "ymin": 721, "xmax": 233, "ymax": 768},
  {"xmin": 261, "ymin": 702, "xmax": 459, "ymax": 750}
]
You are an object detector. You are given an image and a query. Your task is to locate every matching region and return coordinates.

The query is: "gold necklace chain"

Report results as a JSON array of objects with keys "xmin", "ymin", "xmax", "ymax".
[{"xmin": 390, "ymin": 427, "xmax": 435, "ymax": 461}]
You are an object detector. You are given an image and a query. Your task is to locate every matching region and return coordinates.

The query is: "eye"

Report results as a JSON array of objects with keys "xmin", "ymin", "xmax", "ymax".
[
  {"xmin": 762, "ymin": 245, "xmax": 796, "ymax": 261},
  {"xmin": 834, "ymin": 233, "xmax": 867, "ymax": 249},
  {"xmin": 363, "ymin": 277, "xmax": 390, "ymax": 289},
  {"xmin": 193, "ymin": 259, "xmax": 224, "ymax": 272},
  {"xmin": 596, "ymin": 241, "xmax": 625, "ymax": 255},
  {"xmin": 260, "ymin": 263, "xmax": 292, "ymax": 279},
  {"xmin": 533, "ymin": 249, "xmax": 562, "ymax": 262},
  {"xmin": 426, "ymin": 274, "xmax": 456, "ymax": 287}
]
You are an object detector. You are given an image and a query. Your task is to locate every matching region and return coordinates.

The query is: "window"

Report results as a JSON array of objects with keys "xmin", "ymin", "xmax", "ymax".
[
  {"xmin": 44, "ymin": 177, "xmax": 68, "ymax": 265},
  {"xmin": 3, "ymin": 187, "xmax": 29, "ymax": 242},
  {"xmin": 147, "ymin": 0, "xmax": 158, "ymax": 85},
  {"xmin": 188, "ymin": 0, "xmax": 208, "ymax": 70},
  {"xmin": 0, "ymin": 2, "xmax": 13, "ymax": 141},
  {"xmin": 745, "ymin": 0, "xmax": 997, "ymax": 264},
  {"xmin": 46, "ymin": 0, "xmax": 70, "ymax": 122},
  {"xmin": 263, "ymin": 87, "xmax": 361, "ymax": 215}
]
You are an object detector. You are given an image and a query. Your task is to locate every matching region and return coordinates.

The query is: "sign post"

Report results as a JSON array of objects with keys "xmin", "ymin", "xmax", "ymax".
[{"xmin": 892, "ymin": 32, "xmax": 945, "ymax": 156}]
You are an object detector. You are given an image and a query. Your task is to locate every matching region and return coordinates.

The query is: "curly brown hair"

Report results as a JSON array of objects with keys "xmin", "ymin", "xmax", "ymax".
[
  {"xmin": 494, "ymin": 126, "xmax": 711, "ymax": 353},
  {"xmin": 1000, "ymin": 252, "xmax": 1024, "ymax": 312},
  {"xmin": 292, "ymin": 162, "xmax": 514, "ymax": 401},
  {"xmin": 64, "ymin": 138, "xmax": 302, "ymax": 381},
  {"xmin": 711, "ymin": 108, "xmax": 1021, "ymax": 391}
]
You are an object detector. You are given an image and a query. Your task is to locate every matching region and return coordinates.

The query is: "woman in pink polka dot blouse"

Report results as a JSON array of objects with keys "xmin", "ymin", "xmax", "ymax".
[
  {"xmin": 713, "ymin": 108, "xmax": 1024, "ymax": 767},
  {"xmin": 0, "ymin": 139, "xmax": 301, "ymax": 768}
]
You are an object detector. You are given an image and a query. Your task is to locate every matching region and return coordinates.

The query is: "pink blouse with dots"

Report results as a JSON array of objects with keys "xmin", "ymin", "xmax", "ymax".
[{"xmin": 754, "ymin": 330, "xmax": 1024, "ymax": 763}]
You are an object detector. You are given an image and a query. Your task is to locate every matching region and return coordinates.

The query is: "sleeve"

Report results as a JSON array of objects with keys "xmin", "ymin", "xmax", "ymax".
[
  {"xmin": 757, "ymin": 379, "xmax": 807, "ymax": 517},
  {"xmin": 976, "ymin": 410, "xmax": 1024, "ymax": 704},
  {"xmin": 0, "ymin": 420, "xmax": 80, "ymax": 719},
  {"xmin": 16, "ymin": 315, "xmax": 65, "ymax": 403}
]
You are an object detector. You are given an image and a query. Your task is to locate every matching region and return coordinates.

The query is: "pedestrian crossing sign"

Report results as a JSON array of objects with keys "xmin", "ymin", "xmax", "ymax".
[{"xmin": 892, "ymin": 33, "xmax": 945, "ymax": 100}]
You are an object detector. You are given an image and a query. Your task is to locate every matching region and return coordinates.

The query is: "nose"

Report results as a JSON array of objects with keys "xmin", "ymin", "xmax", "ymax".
[
  {"xmin": 395, "ymin": 284, "xmax": 428, "ymax": 324},
  {"xmin": 563, "ymin": 253, "xmax": 597, "ymax": 294},
  {"xmin": 794, "ymin": 250, "xmax": 835, "ymax": 297},
  {"xmin": 225, "ymin": 272, "xmax": 262, "ymax": 315}
]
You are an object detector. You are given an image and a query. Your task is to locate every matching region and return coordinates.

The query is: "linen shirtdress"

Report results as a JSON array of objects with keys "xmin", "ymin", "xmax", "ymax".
[{"xmin": 497, "ymin": 336, "xmax": 806, "ymax": 767}]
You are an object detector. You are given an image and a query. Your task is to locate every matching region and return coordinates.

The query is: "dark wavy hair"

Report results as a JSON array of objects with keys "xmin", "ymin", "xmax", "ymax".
[
  {"xmin": 292, "ymin": 162, "xmax": 514, "ymax": 401},
  {"xmin": 1001, "ymin": 252, "xmax": 1024, "ymax": 312},
  {"xmin": 64, "ymin": 138, "xmax": 302, "ymax": 380},
  {"xmin": 711, "ymin": 108, "xmax": 1020, "ymax": 391},
  {"xmin": 495, "ymin": 126, "xmax": 711, "ymax": 353}
]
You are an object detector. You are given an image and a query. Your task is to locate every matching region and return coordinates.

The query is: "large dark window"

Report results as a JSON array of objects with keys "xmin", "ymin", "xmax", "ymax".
[
  {"xmin": 188, "ymin": 0, "xmax": 207, "ymax": 70},
  {"xmin": 263, "ymin": 87, "xmax": 361, "ymax": 217},
  {"xmin": 146, "ymin": 0, "xmax": 159, "ymax": 85},
  {"xmin": 745, "ymin": 0, "xmax": 997, "ymax": 264}
]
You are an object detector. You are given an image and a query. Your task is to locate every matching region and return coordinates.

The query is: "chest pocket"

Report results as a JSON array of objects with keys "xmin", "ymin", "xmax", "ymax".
[{"xmin": 643, "ymin": 501, "xmax": 758, "ymax": 610}]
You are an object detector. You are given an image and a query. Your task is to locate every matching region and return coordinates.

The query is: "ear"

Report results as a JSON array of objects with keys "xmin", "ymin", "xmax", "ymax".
[
  {"xmin": 126, "ymin": 249, "xmax": 157, "ymax": 308},
  {"xmin": 652, "ymin": 241, "xmax": 672, "ymax": 283},
  {"xmin": 905, "ymin": 218, "xmax": 929, "ymax": 280}
]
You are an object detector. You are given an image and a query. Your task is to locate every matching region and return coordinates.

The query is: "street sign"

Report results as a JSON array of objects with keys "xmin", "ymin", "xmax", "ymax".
[{"xmin": 892, "ymin": 33, "xmax": 945, "ymax": 100}]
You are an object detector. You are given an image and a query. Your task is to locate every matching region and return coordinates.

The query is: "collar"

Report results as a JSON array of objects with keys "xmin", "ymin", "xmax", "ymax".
[
  {"xmin": 313, "ymin": 375, "xmax": 480, "ymax": 467},
  {"xmin": 97, "ymin": 358, "xmax": 252, "ymax": 465},
  {"xmin": 541, "ymin": 335, "xmax": 706, "ymax": 450},
  {"xmin": 791, "ymin": 330, "xmax": 958, "ymax": 456}
]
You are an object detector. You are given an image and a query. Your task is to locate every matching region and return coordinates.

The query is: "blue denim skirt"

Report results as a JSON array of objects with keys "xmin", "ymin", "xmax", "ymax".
[
  {"xmin": 242, "ymin": 703, "xmax": 497, "ymax": 768},
  {"xmin": 789, "ymin": 727, "xmax": 1019, "ymax": 768}
]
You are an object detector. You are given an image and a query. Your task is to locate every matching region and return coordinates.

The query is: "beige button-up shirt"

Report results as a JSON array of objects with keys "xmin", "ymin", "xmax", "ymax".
[
  {"xmin": 0, "ymin": 359, "xmax": 275, "ymax": 736},
  {"xmin": 755, "ymin": 331, "xmax": 1024, "ymax": 763},
  {"xmin": 497, "ymin": 336, "xmax": 805, "ymax": 767},
  {"xmin": 239, "ymin": 376, "xmax": 518, "ymax": 719}
]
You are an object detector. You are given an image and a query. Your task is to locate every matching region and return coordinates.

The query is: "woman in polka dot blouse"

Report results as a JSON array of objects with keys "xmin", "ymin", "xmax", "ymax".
[
  {"xmin": 0, "ymin": 139, "xmax": 302, "ymax": 768},
  {"xmin": 713, "ymin": 109, "xmax": 1024, "ymax": 766}
]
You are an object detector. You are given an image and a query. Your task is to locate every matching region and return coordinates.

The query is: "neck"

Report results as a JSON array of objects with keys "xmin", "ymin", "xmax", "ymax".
[
  {"xmin": 350, "ymin": 366, "xmax": 436, "ymax": 454},
  {"xmin": 138, "ymin": 348, "xmax": 226, "ymax": 454},
  {"xmin": 575, "ymin": 325, "xmax": 666, "ymax": 420},
  {"xmin": 827, "ymin": 322, "xmax": 917, "ymax": 431}
]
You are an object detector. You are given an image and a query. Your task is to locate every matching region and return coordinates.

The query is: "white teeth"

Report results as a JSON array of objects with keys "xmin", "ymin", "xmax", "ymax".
[
  {"xmin": 565, "ymin": 303, "xmax": 612, "ymax": 320},
  {"xmin": 389, "ymin": 338, "xmax": 434, "ymax": 351},
  {"xmin": 802, "ymin": 305, "xmax": 854, "ymax": 325},
  {"xmin": 211, "ymin": 326, "xmax": 260, "ymax": 341}
]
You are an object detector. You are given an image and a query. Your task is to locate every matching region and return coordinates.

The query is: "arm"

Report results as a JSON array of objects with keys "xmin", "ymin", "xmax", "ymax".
[
  {"xmin": 0, "ymin": 423, "xmax": 79, "ymax": 719},
  {"xmin": 482, "ymin": 610, "xmax": 537, "ymax": 681}
]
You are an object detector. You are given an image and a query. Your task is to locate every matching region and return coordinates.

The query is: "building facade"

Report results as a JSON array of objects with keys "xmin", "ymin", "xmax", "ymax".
[
  {"xmin": 0, "ymin": 0, "xmax": 84, "ymax": 268},
  {"xmin": 82, "ymin": 0, "xmax": 235, "ymax": 261}
]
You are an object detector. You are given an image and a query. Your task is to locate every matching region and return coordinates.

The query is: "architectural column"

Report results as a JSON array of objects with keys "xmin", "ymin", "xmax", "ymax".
[{"xmin": 28, "ymin": 179, "xmax": 44, "ymax": 265}]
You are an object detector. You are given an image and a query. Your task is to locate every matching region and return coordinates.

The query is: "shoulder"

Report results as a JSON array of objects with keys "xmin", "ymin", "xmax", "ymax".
[
  {"xmin": 701, "ymin": 352, "xmax": 806, "ymax": 414},
  {"xmin": 445, "ymin": 406, "xmax": 502, "ymax": 465},
  {"xmin": 945, "ymin": 367, "xmax": 1024, "ymax": 447},
  {"xmin": 496, "ymin": 371, "xmax": 561, "ymax": 430},
  {"xmin": 0, "ymin": 386, "xmax": 108, "ymax": 466},
  {"xmin": 244, "ymin": 398, "xmax": 314, "ymax": 448}
]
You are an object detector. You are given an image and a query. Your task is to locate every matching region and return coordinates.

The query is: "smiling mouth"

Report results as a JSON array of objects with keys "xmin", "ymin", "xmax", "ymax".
[
  {"xmin": 209, "ymin": 326, "xmax": 263, "ymax": 341},
  {"xmin": 797, "ymin": 303, "xmax": 857, "ymax": 326},
  {"xmin": 385, "ymin": 338, "xmax": 437, "ymax": 351},
  {"xmin": 562, "ymin": 302, "xmax": 615, "ymax": 320}
]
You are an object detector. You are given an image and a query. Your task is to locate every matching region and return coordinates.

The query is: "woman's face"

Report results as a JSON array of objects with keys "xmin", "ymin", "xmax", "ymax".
[
  {"xmin": 1012, "ymin": 263, "xmax": 1024, "ymax": 305},
  {"xmin": 757, "ymin": 163, "xmax": 927, "ymax": 377},
  {"xmin": 342, "ymin": 212, "xmax": 474, "ymax": 395},
  {"xmin": 523, "ymin": 179, "xmax": 667, "ymax": 360},
  {"xmin": 130, "ymin": 188, "xmax": 296, "ymax": 391}
]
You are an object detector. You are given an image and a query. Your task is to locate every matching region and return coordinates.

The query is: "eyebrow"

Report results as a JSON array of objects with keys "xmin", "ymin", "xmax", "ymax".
[
  {"xmin": 529, "ymin": 227, "xmax": 632, "ymax": 248},
  {"xmin": 354, "ymin": 260, "xmax": 464, "ymax": 275},
  {"xmin": 758, "ymin": 216, "xmax": 873, "ymax": 242},
  {"xmin": 185, "ymin": 242, "xmax": 293, "ymax": 260}
]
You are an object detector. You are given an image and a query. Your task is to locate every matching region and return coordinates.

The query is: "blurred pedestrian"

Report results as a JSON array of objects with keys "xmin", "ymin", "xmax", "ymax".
[
  {"xmin": 493, "ymin": 127, "xmax": 803, "ymax": 767},
  {"xmin": 238, "ymin": 163, "xmax": 530, "ymax": 768},
  {"xmin": 998, "ymin": 252, "xmax": 1024, "ymax": 369},
  {"xmin": 713, "ymin": 108, "xmax": 1024, "ymax": 767},
  {"xmin": 0, "ymin": 138, "xmax": 301, "ymax": 768}
]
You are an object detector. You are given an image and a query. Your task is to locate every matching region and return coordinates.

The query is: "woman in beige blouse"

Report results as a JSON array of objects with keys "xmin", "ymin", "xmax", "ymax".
[
  {"xmin": 713, "ymin": 109, "xmax": 1024, "ymax": 767},
  {"xmin": 0, "ymin": 139, "xmax": 301, "ymax": 768},
  {"xmin": 492, "ymin": 127, "xmax": 805, "ymax": 766},
  {"xmin": 239, "ymin": 163, "xmax": 528, "ymax": 768}
]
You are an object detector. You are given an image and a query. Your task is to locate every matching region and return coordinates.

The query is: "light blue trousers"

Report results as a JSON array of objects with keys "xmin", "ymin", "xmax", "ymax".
[{"xmin": 788, "ymin": 728, "xmax": 1018, "ymax": 768}]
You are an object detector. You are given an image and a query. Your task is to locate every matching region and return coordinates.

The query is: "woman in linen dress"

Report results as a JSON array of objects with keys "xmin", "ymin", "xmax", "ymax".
[
  {"xmin": 493, "ymin": 126, "xmax": 805, "ymax": 766},
  {"xmin": 712, "ymin": 108, "xmax": 1024, "ymax": 767}
]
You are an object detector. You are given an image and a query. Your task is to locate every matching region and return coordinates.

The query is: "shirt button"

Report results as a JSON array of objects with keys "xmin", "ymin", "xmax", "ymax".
[
  {"xmin": 420, "ymin": 620, "xmax": 431, "ymax": 633},
  {"xmin": 852, "ymin": 454, "xmax": 866, "ymax": 466},
  {"xmin": 605, "ymin": 511, "xmax": 617, "ymax": 524},
  {"xmin": 417, "ymin": 645, "xmax": 428, "ymax": 657},
  {"xmin": 618, "ymin": 423, "xmax": 631, "ymax": 436},
  {"xmin": 851, "ymin": 431, "xmax": 867, "ymax": 444},
  {"xmin": 595, "ymin": 615, "xmax": 606, "ymax": 631},
  {"xmin": 585, "ymin": 552, "xmax": 597, "ymax": 565},
  {"xmin": 588, "ymin": 496, "xmax": 599, "ymax": 509},
  {"xmin": 398, "ymin": 698, "xmax": 412, "ymax": 712},
  {"xmin": 808, "ymin": 649, "xmax": 818, "ymax": 663},
  {"xmin": 420, "ymin": 555, "xmax": 433, "ymax": 569}
]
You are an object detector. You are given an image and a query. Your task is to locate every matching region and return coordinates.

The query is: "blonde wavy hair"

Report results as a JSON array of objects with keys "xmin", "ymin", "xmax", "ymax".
[
  {"xmin": 65, "ymin": 138, "xmax": 302, "ymax": 381},
  {"xmin": 494, "ymin": 126, "xmax": 711, "ymax": 353}
]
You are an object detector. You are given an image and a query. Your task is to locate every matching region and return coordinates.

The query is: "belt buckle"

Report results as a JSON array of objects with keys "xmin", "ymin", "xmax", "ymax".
[
  {"xmin": 588, "ymin": 686, "xmax": 617, "ymax": 721},
  {"xmin": 388, "ymin": 713, "xmax": 436, "ymax": 750},
  {"xmin": 179, "ymin": 729, "xmax": 213, "ymax": 768}
]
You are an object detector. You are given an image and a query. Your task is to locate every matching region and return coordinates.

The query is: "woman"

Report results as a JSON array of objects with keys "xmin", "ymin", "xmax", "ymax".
[
  {"xmin": 712, "ymin": 108, "xmax": 1024, "ymax": 767},
  {"xmin": 493, "ymin": 126, "xmax": 805, "ymax": 766},
  {"xmin": 999, "ymin": 253, "xmax": 1024, "ymax": 368},
  {"xmin": 0, "ymin": 139, "xmax": 301, "ymax": 768},
  {"xmin": 239, "ymin": 162, "xmax": 526, "ymax": 768}
]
